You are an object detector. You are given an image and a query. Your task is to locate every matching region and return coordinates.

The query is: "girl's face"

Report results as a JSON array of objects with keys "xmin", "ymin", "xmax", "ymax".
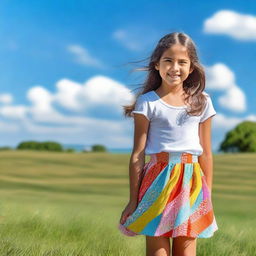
[{"xmin": 155, "ymin": 44, "xmax": 193, "ymax": 89}]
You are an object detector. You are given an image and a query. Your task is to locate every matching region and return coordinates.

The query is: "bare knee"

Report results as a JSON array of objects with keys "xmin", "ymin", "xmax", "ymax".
[
  {"xmin": 172, "ymin": 236, "xmax": 197, "ymax": 256},
  {"xmin": 145, "ymin": 236, "xmax": 170, "ymax": 256}
]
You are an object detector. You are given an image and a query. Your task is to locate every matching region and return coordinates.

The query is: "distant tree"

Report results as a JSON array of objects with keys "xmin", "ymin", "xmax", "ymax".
[
  {"xmin": 41, "ymin": 141, "xmax": 63, "ymax": 152},
  {"xmin": 17, "ymin": 141, "xmax": 63, "ymax": 152},
  {"xmin": 0, "ymin": 146, "xmax": 12, "ymax": 151},
  {"xmin": 91, "ymin": 144, "xmax": 107, "ymax": 152},
  {"xmin": 17, "ymin": 141, "xmax": 41, "ymax": 150},
  {"xmin": 65, "ymin": 148, "xmax": 75, "ymax": 153},
  {"xmin": 219, "ymin": 121, "xmax": 256, "ymax": 153}
]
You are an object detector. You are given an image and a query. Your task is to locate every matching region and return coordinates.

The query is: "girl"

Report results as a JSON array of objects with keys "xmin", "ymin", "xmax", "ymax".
[{"xmin": 118, "ymin": 32, "xmax": 218, "ymax": 256}]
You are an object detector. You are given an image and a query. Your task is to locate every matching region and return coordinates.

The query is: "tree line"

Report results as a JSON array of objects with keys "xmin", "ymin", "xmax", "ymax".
[{"xmin": 0, "ymin": 141, "xmax": 107, "ymax": 153}]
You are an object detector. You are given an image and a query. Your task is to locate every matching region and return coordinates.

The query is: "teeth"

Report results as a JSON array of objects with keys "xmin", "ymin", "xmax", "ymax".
[{"xmin": 170, "ymin": 75, "xmax": 179, "ymax": 78}]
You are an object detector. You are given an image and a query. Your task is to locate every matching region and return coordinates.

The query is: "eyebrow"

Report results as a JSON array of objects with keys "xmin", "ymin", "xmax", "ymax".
[{"xmin": 162, "ymin": 57, "xmax": 189, "ymax": 61}]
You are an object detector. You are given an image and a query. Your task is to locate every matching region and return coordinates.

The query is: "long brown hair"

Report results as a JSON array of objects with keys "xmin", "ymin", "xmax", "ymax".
[{"xmin": 123, "ymin": 32, "xmax": 207, "ymax": 117}]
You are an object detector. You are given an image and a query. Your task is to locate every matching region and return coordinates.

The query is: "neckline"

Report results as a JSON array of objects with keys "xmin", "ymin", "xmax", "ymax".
[{"xmin": 152, "ymin": 90, "xmax": 187, "ymax": 109}]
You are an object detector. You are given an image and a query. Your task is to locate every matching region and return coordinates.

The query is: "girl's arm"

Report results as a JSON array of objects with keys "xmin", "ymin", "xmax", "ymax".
[
  {"xmin": 198, "ymin": 117, "xmax": 214, "ymax": 192},
  {"xmin": 129, "ymin": 113, "xmax": 150, "ymax": 204}
]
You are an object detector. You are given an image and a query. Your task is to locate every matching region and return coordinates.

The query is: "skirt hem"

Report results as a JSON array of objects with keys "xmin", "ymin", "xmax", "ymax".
[{"xmin": 118, "ymin": 223, "xmax": 218, "ymax": 239}]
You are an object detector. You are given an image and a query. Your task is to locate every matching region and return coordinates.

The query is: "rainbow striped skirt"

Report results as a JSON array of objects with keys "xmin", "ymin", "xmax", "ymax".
[{"xmin": 118, "ymin": 151, "xmax": 218, "ymax": 238}]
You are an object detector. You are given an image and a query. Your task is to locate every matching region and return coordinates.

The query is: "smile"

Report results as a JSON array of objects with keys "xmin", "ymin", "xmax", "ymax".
[{"xmin": 168, "ymin": 74, "xmax": 180, "ymax": 79}]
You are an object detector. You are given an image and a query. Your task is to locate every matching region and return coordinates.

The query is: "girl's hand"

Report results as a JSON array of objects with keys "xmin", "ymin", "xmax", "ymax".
[{"xmin": 119, "ymin": 200, "xmax": 138, "ymax": 225}]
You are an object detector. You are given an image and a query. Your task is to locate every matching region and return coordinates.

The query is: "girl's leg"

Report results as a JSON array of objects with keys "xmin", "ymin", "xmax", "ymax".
[
  {"xmin": 145, "ymin": 236, "xmax": 170, "ymax": 256},
  {"xmin": 172, "ymin": 236, "xmax": 197, "ymax": 256}
]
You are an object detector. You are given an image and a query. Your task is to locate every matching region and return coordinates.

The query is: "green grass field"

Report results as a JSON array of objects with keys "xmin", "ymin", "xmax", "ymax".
[{"xmin": 0, "ymin": 150, "xmax": 255, "ymax": 256}]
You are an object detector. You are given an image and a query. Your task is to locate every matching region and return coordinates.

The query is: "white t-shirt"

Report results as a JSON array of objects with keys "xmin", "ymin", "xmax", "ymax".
[{"xmin": 131, "ymin": 90, "xmax": 217, "ymax": 156}]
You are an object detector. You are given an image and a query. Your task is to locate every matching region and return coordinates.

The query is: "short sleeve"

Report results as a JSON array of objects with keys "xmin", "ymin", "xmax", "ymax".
[
  {"xmin": 199, "ymin": 94, "xmax": 217, "ymax": 123},
  {"xmin": 131, "ymin": 94, "xmax": 152, "ymax": 121}
]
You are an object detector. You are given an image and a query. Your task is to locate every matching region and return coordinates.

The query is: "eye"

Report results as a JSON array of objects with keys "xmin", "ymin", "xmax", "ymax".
[{"xmin": 164, "ymin": 59, "xmax": 187, "ymax": 64}]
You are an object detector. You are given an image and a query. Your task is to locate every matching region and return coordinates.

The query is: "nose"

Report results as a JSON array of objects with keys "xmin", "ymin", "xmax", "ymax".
[{"xmin": 170, "ymin": 62, "xmax": 179, "ymax": 72}]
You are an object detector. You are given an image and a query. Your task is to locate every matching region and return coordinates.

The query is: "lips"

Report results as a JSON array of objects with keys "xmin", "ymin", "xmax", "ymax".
[{"xmin": 168, "ymin": 74, "xmax": 180, "ymax": 79}]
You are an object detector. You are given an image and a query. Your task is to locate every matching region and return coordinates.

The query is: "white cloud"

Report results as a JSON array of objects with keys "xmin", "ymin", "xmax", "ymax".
[
  {"xmin": 203, "ymin": 10, "xmax": 256, "ymax": 40},
  {"xmin": 206, "ymin": 63, "xmax": 235, "ymax": 90},
  {"xmin": 0, "ymin": 105, "xmax": 28, "ymax": 119},
  {"xmin": 80, "ymin": 75, "xmax": 134, "ymax": 106},
  {"xmin": 205, "ymin": 63, "xmax": 246, "ymax": 112},
  {"xmin": 67, "ymin": 44, "xmax": 104, "ymax": 68},
  {"xmin": 27, "ymin": 86, "xmax": 61, "ymax": 123},
  {"xmin": 0, "ymin": 75, "xmax": 135, "ymax": 148},
  {"xmin": 54, "ymin": 79, "xmax": 83, "ymax": 111},
  {"xmin": 28, "ymin": 86, "xmax": 54, "ymax": 112},
  {"xmin": 21, "ymin": 76, "xmax": 134, "ymax": 124},
  {"xmin": 218, "ymin": 86, "xmax": 246, "ymax": 112},
  {"xmin": 112, "ymin": 29, "xmax": 142, "ymax": 51},
  {"xmin": 0, "ymin": 93, "xmax": 13, "ymax": 104},
  {"xmin": 53, "ymin": 75, "xmax": 134, "ymax": 112}
]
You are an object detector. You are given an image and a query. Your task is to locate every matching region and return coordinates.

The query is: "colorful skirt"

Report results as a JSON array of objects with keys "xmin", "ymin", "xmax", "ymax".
[{"xmin": 118, "ymin": 151, "xmax": 218, "ymax": 238}]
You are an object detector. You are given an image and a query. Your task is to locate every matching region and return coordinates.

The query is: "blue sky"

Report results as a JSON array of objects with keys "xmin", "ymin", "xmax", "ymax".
[{"xmin": 0, "ymin": 0, "xmax": 256, "ymax": 152}]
